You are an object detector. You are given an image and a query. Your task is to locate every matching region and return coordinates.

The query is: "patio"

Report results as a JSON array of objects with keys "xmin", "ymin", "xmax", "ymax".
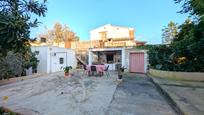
[
  {"xmin": 0, "ymin": 70, "xmax": 118, "ymax": 115},
  {"xmin": 0, "ymin": 70, "xmax": 175, "ymax": 115},
  {"xmin": 88, "ymin": 48, "xmax": 126, "ymax": 70}
]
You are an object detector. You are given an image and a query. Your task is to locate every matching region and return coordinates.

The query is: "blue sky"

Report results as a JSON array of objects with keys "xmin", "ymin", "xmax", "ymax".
[{"xmin": 30, "ymin": 0, "xmax": 189, "ymax": 44}]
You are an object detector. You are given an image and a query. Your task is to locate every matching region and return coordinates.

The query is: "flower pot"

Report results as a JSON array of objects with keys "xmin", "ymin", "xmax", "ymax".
[
  {"xmin": 25, "ymin": 67, "xmax": 33, "ymax": 76},
  {"xmin": 121, "ymin": 68, "xmax": 124, "ymax": 72},
  {"xmin": 118, "ymin": 75, "xmax": 123, "ymax": 79},
  {"xmin": 64, "ymin": 72, "xmax": 69, "ymax": 76}
]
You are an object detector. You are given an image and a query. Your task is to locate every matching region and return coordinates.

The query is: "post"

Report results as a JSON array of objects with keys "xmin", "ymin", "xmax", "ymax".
[
  {"xmin": 121, "ymin": 47, "xmax": 125, "ymax": 67},
  {"xmin": 88, "ymin": 49, "xmax": 92, "ymax": 66}
]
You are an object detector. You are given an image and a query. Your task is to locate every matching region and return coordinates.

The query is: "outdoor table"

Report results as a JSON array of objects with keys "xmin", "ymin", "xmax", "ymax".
[{"xmin": 86, "ymin": 65, "xmax": 106, "ymax": 75}]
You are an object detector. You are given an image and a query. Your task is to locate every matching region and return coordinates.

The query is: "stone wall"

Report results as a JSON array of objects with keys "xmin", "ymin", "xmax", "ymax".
[{"xmin": 149, "ymin": 69, "xmax": 204, "ymax": 81}]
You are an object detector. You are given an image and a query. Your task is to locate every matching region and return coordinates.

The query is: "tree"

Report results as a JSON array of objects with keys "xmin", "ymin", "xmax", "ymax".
[
  {"xmin": 40, "ymin": 22, "xmax": 79, "ymax": 46},
  {"xmin": 53, "ymin": 22, "xmax": 63, "ymax": 45},
  {"xmin": 172, "ymin": 18, "xmax": 204, "ymax": 71},
  {"xmin": 0, "ymin": 0, "xmax": 47, "ymax": 79},
  {"xmin": 173, "ymin": 0, "xmax": 204, "ymax": 71},
  {"xmin": 175, "ymin": 0, "xmax": 204, "ymax": 21},
  {"xmin": 141, "ymin": 1, "xmax": 204, "ymax": 72},
  {"xmin": 0, "ymin": 0, "xmax": 47, "ymax": 56},
  {"xmin": 162, "ymin": 21, "xmax": 178, "ymax": 44}
]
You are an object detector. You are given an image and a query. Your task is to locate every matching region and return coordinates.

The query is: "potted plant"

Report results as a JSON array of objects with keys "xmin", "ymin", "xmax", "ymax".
[
  {"xmin": 23, "ymin": 50, "xmax": 39, "ymax": 76},
  {"xmin": 24, "ymin": 61, "xmax": 33, "ymax": 76},
  {"xmin": 118, "ymin": 66, "xmax": 125, "ymax": 79},
  {"xmin": 62, "ymin": 66, "xmax": 72, "ymax": 76},
  {"xmin": 120, "ymin": 66, "xmax": 125, "ymax": 72}
]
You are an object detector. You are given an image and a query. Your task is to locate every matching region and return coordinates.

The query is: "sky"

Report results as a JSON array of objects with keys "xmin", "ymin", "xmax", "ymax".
[{"xmin": 30, "ymin": 0, "xmax": 189, "ymax": 44}]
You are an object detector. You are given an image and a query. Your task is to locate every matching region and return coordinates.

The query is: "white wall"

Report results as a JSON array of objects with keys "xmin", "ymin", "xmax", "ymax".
[
  {"xmin": 90, "ymin": 24, "xmax": 134, "ymax": 40},
  {"xmin": 31, "ymin": 46, "xmax": 48, "ymax": 73},
  {"xmin": 32, "ymin": 46, "xmax": 77, "ymax": 73},
  {"xmin": 49, "ymin": 46, "xmax": 77, "ymax": 72}
]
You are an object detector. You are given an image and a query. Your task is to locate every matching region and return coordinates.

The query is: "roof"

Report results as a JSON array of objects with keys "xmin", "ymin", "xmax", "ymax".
[
  {"xmin": 91, "ymin": 24, "xmax": 134, "ymax": 31},
  {"xmin": 89, "ymin": 47, "xmax": 125, "ymax": 51},
  {"xmin": 108, "ymin": 24, "xmax": 134, "ymax": 30}
]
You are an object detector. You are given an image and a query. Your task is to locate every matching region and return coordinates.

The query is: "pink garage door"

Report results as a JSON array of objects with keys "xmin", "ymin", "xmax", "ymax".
[{"xmin": 129, "ymin": 52, "xmax": 145, "ymax": 73}]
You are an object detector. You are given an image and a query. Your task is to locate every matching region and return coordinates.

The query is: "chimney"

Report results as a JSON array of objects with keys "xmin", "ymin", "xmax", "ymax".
[
  {"xmin": 40, "ymin": 37, "xmax": 46, "ymax": 43},
  {"xmin": 65, "ymin": 40, "xmax": 71, "ymax": 48}
]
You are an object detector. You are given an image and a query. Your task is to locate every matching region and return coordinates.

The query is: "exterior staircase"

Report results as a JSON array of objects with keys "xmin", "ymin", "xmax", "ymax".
[{"xmin": 76, "ymin": 54, "xmax": 88, "ymax": 68}]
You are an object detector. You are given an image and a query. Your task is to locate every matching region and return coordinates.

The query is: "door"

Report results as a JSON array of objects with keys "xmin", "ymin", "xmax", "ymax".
[
  {"xmin": 51, "ymin": 52, "xmax": 67, "ymax": 73},
  {"xmin": 129, "ymin": 52, "xmax": 145, "ymax": 73}
]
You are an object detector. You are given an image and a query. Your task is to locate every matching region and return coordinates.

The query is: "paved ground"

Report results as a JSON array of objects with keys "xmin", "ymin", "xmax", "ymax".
[
  {"xmin": 0, "ymin": 70, "xmax": 118, "ymax": 115},
  {"xmin": 0, "ymin": 71, "xmax": 175, "ymax": 115},
  {"xmin": 151, "ymin": 76, "xmax": 204, "ymax": 115},
  {"xmin": 107, "ymin": 73, "xmax": 176, "ymax": 115}
]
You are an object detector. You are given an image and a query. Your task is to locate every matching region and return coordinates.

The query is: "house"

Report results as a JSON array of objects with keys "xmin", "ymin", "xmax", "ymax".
[
  {"xmin": 31, "ymin": 46, "xmax": 77, "ymax": 73},
  {"xmin": 87, "ymin": 24, "xmax": 148, "ymax": 73},
  {"xmin": 88, "ymin": 47, "xmax": 148, "ymax": 73},
  {"xmin": 31, "ymin": 24, "xmax": 146, "ymax": 54},
  {"xmin": 90, "ymin": 24, "xmax": 138, "ymax": 47},
  {"xmin": 30, "ymin": 24, "xmax": 147, "ymax": 73},
  {"xmin": 30, "ymin": 37, "xmax": 69, "ymax": 48}
]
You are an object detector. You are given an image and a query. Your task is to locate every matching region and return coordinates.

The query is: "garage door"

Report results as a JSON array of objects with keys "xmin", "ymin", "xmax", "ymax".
[{"xmin": 129, "ymin": 52, "xmax": 145, "ymax": 73}]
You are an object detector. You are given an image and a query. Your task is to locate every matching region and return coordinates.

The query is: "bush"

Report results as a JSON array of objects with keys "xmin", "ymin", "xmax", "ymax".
[
  {"xmin": 140, "ymin": 21, "xmax": 204, "ymax": 72},
  {"xmin": 0, "ymin": 52, "xmax": 23, "ymax": 79},
  {"xmin": 0, "ymin": 58, "xmax": 12, "ymax": 80}
]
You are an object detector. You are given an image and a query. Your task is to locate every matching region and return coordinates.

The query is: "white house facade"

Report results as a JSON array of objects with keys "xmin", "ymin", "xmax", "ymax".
[
  {"xmin": 31, "ymin": 46, "xmax": 77, "ymax": 73},
  {"xmin": 90, "ymin": 24, "xmax": 135, "ymax": 41}
]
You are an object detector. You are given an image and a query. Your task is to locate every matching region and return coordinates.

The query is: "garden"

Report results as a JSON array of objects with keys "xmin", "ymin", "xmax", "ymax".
[
  {"xmin": 0, "ymin": 0, "xmax": 47, "ymax": 80},
  {"xmin": 139, "ymin": 0, "xmax": 204, "ymax": 72}
]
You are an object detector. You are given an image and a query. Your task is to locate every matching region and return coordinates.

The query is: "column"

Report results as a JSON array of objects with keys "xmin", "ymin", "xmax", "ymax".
[
  {"xmin": 121, "ymin": 48, "xmax": 125, "ymax": 67},
  {"xmin": 88, "ymin": 50, "xmax": 92, "ymax": 66}
]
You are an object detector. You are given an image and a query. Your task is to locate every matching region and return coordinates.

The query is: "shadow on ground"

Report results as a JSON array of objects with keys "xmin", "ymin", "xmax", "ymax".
[{"xmin": 107, "ymin": 74, "xmax": 176, "ymax": 115}]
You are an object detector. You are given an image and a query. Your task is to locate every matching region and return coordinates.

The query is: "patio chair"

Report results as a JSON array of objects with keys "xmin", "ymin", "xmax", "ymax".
[
  {"xmin": 104, "ymin": 65, "xmax": 110, "ymax": 77},
  {"xmin": 90, "ymin": 65, "xmax": 97, "ymax": 76},
  {"xmin": 82, "ymin": 65, "xmax": 87, "ymax": 76}
]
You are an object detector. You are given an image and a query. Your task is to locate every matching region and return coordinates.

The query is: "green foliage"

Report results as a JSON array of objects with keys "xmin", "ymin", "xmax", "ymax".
[
  {"xmin": 23, "ymin": 49, "xmax": 39, "ymax": 70},
  {"xmin": 0, "ymin": 0, "xmax": 46, "ymax": 79},
  {"xmin": 0, "ymin": 52, "xmax": 23, "ymax": 79},
  {"xmin": 62, "ymin": 66, "xmax": 72, "ymax": 73},
  {"xmin": 0, "ymin": 0, "xmax": 47, "ymax": 56},
  {"xmin": 175, "ymin": 0, "xmax": 204, "ymax": 22},
  {"xmin": 162, "ymin": 21, "xmax": 178, "ymax": 44},
  {"xmin": 0, "ymin": 58, "xmax": 12, "ymax": 80},
  {"xmin": 139, "ymin": 45, "xmax": 175, "ymax": 71},
  {"xmin": 141, "ymin": 18, "xmax": 204, "ymax": 72},
  {"xmin": 139, "ymin": 0, "xmax": 204, "ymax": 72}
]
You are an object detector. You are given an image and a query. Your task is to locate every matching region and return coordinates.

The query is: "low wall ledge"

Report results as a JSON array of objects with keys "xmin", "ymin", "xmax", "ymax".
[{"xmin": 149, "ymin": 69, "xmax": 204, "ymax": 82}]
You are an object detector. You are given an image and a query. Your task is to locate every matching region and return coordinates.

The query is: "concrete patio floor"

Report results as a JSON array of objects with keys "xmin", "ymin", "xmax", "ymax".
[
  {"xmin": 0, "ymin": 71, "xmax": 175, "ymax": 115},
  {"xmin": 106, "ymin": 73, "xmax": 176, "ymax": 115},
  {"xmin": 150, "ymin": 76, "xmax": 204, "ymax": 115}
]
